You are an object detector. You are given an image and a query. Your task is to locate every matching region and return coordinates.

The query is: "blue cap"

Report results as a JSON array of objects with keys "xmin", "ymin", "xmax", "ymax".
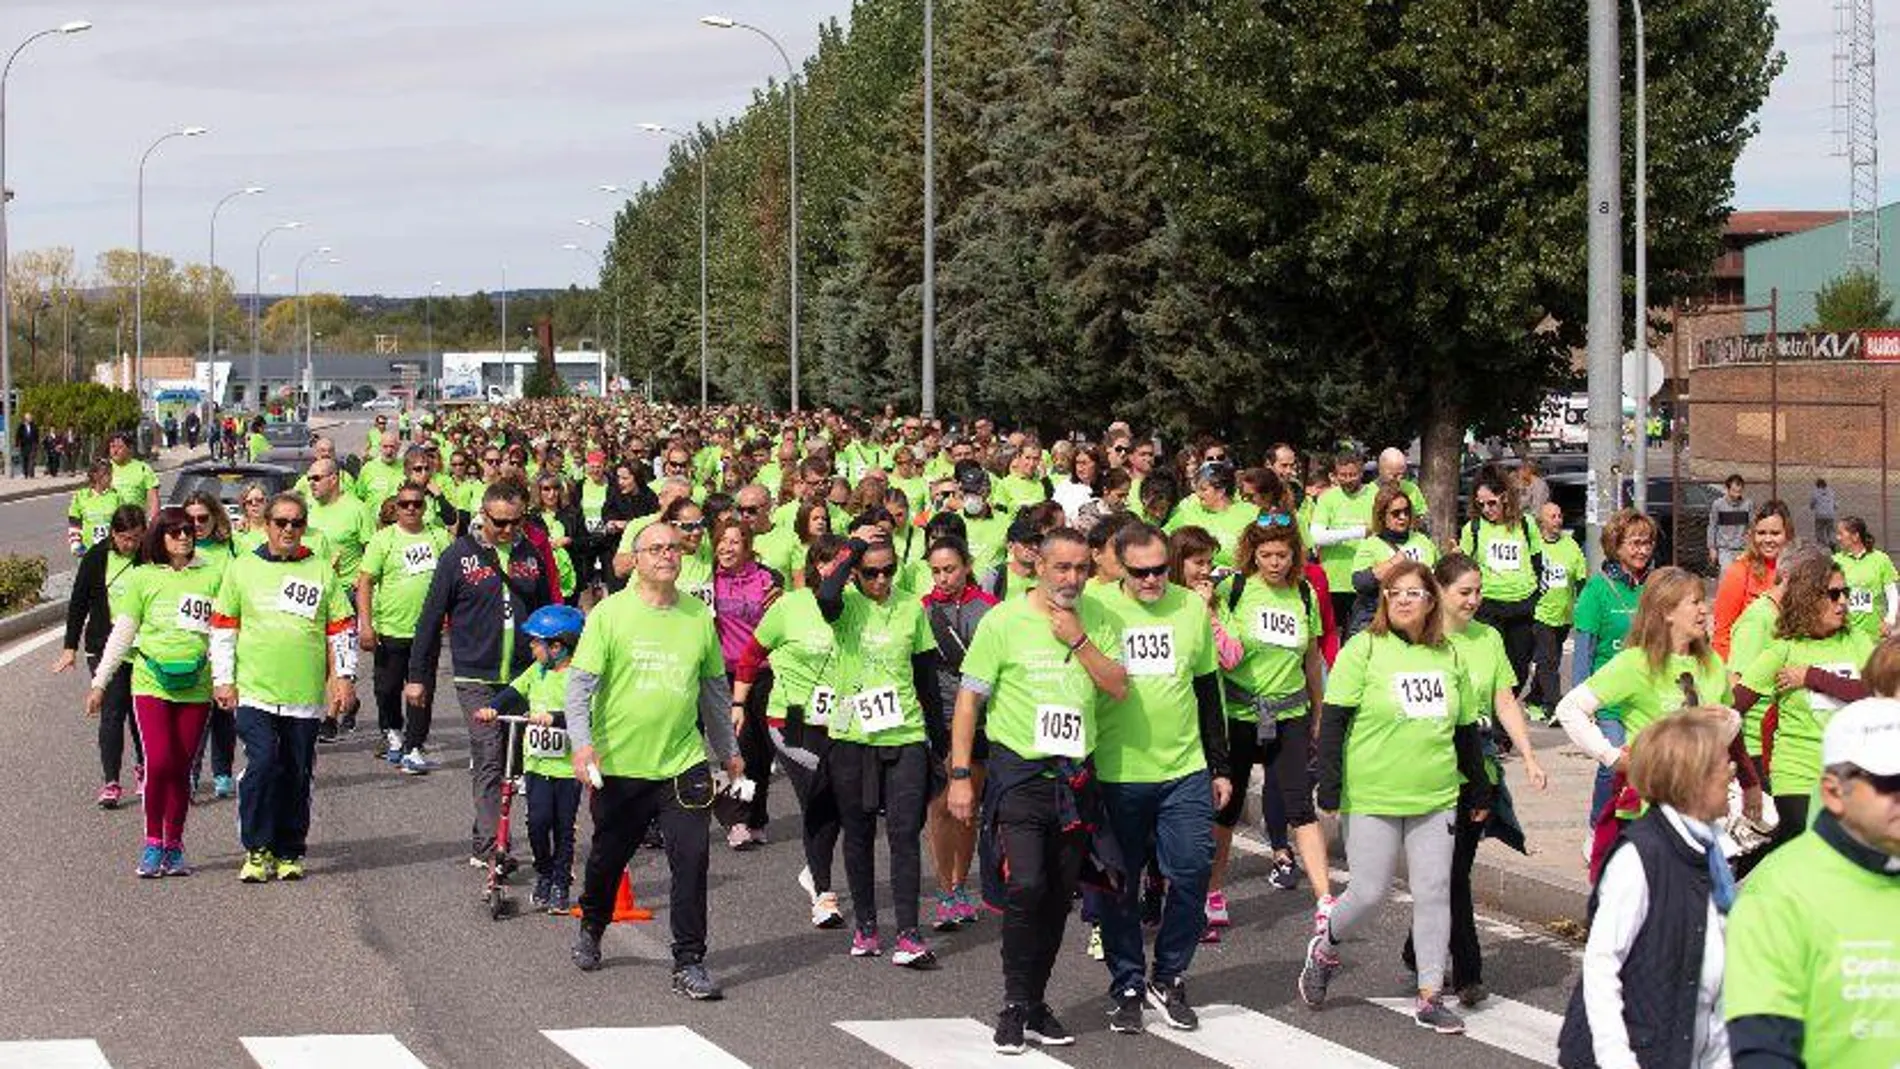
[{"xmin": 522, "ymin": 604, "xmax": 586, "ymax": 643}]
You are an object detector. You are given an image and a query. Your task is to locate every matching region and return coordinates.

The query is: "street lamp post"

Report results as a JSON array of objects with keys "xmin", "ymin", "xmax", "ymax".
[
  {"xmin": 135, "ymin": 125, "xmax": 209, "ymax": 413},
  {"xmin": 922, "ymin": 0, "xmax": 936, "ymax": 418},
  {"xmin": 1630, "ymin": 0, "xmax": 1649, "ymax": 511},
  {"xmin": 563, "ymin": 242, "xmax": 608, "ymax": 397},
  {"xmin": 579, "ymin": 214, "xmax": 627, "ymax": 397},
  {"xmin": 637, "ymin": 124, "xmax": 711, "ymax": 408},
  {"xmin": 425, "ymin": 280, "xmax": 441, "ymax": 363},
  {"xmin": 702, "ymin": 14, "xmax": 799, "ymax": 411},
  {"xmin": 251, "ymin": 221, "xmax": 302, "ymax": 410},
  {"xmin": 1, "ymin": 19, "xmax": 91, "ymax": 477},
  {"xmin": 208, "ymin": 186, "xmax": 263, "ymax": 414},
  {"xmin": 294, "ymin": 247, "xmax": 334, "ymax": 410}
]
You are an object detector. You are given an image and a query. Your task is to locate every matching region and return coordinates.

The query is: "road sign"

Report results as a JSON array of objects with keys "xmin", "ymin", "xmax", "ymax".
[{"xmin": 1622, "ymin": 348, "xmax": 1664, "ymax": 401}]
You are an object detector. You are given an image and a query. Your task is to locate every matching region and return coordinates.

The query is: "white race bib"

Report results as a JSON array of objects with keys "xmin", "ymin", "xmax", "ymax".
[
  {"xmin": 1121, "ymin": 626, "xmax": 1177, "ymax": 677},
  {"xmin": 89, "ymin": 522, "xmax": 110, "ymax": 545},
  {"xmin": 1400, "ymin": 544, "xmax": 1427, "ymax": 563},
  {"xmin": 807, "ymin": 685, "xmax": 836, "ymax": 727},
  {"xmin": 1255, "ymin": 607, "xmax": 1303, "ymax": 649},
  {"xmin": 400, "ymin": 541, "xmax": 437, "ymax": 576},
  {"xmin": 1033, "ymin": 703, "xmax": 1086, "ymax": 758},
  {"xmin": 524, "ymin": 722, "xmax": 570, "ymax": 759},
  {"xmin": 691, "ymin": 583, "xmax": 717, "ymax": 616},
  {"xmin": 176, "ymin": 593, "xmax": 213, "ymax": 634},
  {"xmin": 1486, "ymin": 540, "xmax": 1523, "ymax": 573},
  {"xmin": 1847, "ymin": 588, "xmax": 1875, "ymax": 614},
  {"xmin": 585, "ymin": 516, "xmax": 605, "ymax": 534},
  {"xmin": 1544, "ymin": 563, "xmax": 1569, "ymax": 586},
  {"xmin": 853, "ymin": 685, "xmax": 904, "ymax": 735},
  {"xmin": 1809, "ymin": 663, "xmax": 1860, "ymax": 714},
  {"xmin": 276, "ymin": 576, "xmax": 323, "ymax": 620},
  {"xmin": 1393, "ymin": 671, "xmax": 1449, "ymax": 719}
]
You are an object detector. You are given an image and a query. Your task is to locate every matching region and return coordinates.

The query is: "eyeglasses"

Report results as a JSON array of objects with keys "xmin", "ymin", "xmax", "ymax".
[
  {"xmin": 1826, "ymin": 586, "xmax": 1850, "ymax": 602},
  {"xmin": 736, "ymin": 505, "xmax": 763, "ymax": 516},
  {"xmin": 639, "ymin": 542, "xmax": 685, "ymax": 557},
  {"xmin": 675, "ymin": 519, "xmax": 706, "ymax": 533},
  {"xmin": 1385, "ymin": 587, "xmax": 1433, "ymax": 604},
  {"xmin": 1125, "ymin": 563, "xmax": 1169, "ymax": 580},
  {"xmin": 482, "ymin": 455, "xmax": 501, "ymax": 464},
  {"xmin": 665, "ymin": 462, "xmax": 689, "ymax": 472},
  {"xmin": 409, "ymin": 465, "xmax": 430, "ymax": 473},
  {"xmin": 1386, "ymin": 507, "xmax": 1413, "ymax": 518},
  {"xmin": 483, "ymin": 513, "xmax": 519, "ymax": 530},
  {"xmin": 395, "ymin": 499, "xmax": 425, "ymax": 511},
  {"xmin": 1476, "ymin": 496, "xmax": 1503, "ymax": 509},
  {"xmin": 186, "ymin": 512, "xmax": 213, "ymax": 525},
  {"xmin": 1204, "ymin": 453, "xmax": 1227, "ymax": 464},
  {"xmin": 858, "ymin": 564, "xmax": 899, "ymax": 579},
  {"xmin": 242, "ymin": 498, "xmax": 266, "ymax": 508},
  {"xmin": 162, "ymin": 525, "xmax": 194, "ymax": 539},
  {"xmin": 1256, "ymin": 512, "xmax": 1294, "ymax": 528},
  {"xmin": 268, "ymin": 516, "xmax": 307, "ymax": 530}
]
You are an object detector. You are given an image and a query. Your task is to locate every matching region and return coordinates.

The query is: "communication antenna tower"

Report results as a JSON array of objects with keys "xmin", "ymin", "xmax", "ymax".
[{"xmin": 1834, "ymin": 0, "xmax": 1880, "ymax": 274}]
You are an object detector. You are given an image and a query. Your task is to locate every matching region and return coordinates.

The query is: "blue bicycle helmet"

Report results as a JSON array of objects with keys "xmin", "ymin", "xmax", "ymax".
[{"xmin": 522, "ymin": 604, "xmax": 586, "ymax": 646}]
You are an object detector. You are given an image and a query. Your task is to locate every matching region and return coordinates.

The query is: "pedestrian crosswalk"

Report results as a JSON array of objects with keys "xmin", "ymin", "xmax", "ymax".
[{"xmin": 0, "ymin": 999, "xmax": 1563, "ymax": 1068}]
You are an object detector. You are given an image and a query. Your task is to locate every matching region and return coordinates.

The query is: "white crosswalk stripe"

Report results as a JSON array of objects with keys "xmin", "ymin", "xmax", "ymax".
[
  {"xmin": 542, "ymin": 1026, "xmax": 750, "ymax": 1068},
  {"xmin": 0, "ymin": 1040, "xmax": 113, "ymax": 1069},
  {"xmin": 1146, "ymin": 1003, "xmax": 1400, "ymax": 1067},
  {"xmin": 837, "ymin": 1017, "xmax": 1071, "ymax": 1067},
  {"xmin": 240, "ymin": 1035, "xmax": 430, "ymax": 1069},
  {"xmin": 1369, "ymin": 995, "xmax": 1562, "ymax": 1066}
]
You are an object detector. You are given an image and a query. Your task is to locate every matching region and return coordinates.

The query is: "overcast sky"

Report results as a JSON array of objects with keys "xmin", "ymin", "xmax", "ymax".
[{"xmin": 0, "ymin": 0, "xmax": 1869, "ymax": 296}]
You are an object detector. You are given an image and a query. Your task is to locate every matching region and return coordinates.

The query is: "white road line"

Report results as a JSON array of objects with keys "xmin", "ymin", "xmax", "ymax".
[
  {"xmin": 0, "ymin": 1040, "xmax": 112, "ymax": 1068},
  {"xmin": 241, "ymin": 1034, "xmax": 430, "ymax": 1069},
  {"xmin": 1370, "ymin": 995, "xmax": 1561, "ymax": 1066},
  {"xmin": 836, "ymin": 1018, "xmax": 1070, "ymax": 1068},
  {"xmin": 1145, "ymin": 1003, "xmax": 1398, "ymax": 1068},
  {"xmin": 543, "ymin": 1026, "xmax": 750, "ymax": 1068},
  {"xmin": 0, "ymin": 625, "xmax": 63, "ymax": 668}
]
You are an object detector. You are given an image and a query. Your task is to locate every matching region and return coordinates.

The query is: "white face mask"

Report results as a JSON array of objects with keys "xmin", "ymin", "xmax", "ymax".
[{"xmin": 962, "ymin": 497, "xmax": 987, "ymax": 517}]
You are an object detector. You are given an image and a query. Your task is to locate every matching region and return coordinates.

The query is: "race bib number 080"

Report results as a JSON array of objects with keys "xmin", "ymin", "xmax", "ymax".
[
  {"xmin": 176, "ymin": 593, "xmax": 213, "ymax": 634},
  {"xmin": 277, "ymin": 576, "xmax": 323, "ymax": 620},
  {"xmin": 1393, "ymin": 671, "xmax": 1449, "ymax": 719},
  {"xmin": 1033, "ymin": 703, "xmax": 1086, "ymax": 758},
  {"xmin": 524, "ymin": 723, "xmax": 570, "ymax": 759},
  {"xmin": 1122, "ymin": 626, "xmax": 1176, "ymax": 677},
  {"xmin": 1486, "ymin": 540, "xmax": 1522, "ymax": 572}
]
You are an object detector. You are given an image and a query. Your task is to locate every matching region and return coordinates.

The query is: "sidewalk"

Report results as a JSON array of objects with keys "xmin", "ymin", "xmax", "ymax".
[
  {"xmin": 1469, "ymin": 721, "xmax": 1597, "ymax": 928},
  {"xmin": 0, "ymin": 444, "xmax": 208, "ymax": 505}
]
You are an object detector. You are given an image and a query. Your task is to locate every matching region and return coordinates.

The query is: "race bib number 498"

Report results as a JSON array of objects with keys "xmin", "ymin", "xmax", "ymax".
[{"xmin": 276, "ymin": 576, "xmax": 323, "ymax": 620}]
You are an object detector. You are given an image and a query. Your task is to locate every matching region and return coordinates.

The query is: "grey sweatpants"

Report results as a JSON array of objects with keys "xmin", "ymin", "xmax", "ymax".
[
  {"xmin": 456, "ymin": 681, "xmax": 509, "ymax": 857},
  {"xmin": 1327, "ymin": 809, "xmax": 1457, "ymax": 992}
]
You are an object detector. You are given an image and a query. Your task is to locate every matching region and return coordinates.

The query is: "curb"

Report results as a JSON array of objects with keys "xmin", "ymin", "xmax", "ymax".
[
  {"xmin": 0, "ymin": 600, "xmax": 64, "ymax": 646},
  {"xmin": 0, "ymin": 451, "xmax": 214, "ymax": 506}
]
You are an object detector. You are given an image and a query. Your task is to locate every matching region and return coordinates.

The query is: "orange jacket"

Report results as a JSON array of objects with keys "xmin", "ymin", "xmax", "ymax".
[{"xmin": 1712, "ymin": 555, "xmax": 1777, "ymax": 659}]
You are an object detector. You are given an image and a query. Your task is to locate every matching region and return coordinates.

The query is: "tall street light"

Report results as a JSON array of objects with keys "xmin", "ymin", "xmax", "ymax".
[
  {"xmin": 425, "ymin": 280, "xmax": 441, "ymax": 363},
  {"xmin": 563, "ymin": 242, "xmax": 609, "ymax": 397},
  {"xmin": 1, "ymin": 19, "xmax": 91, "ymax": 477},
  {"xmin": 702, "ymin": 14, "xmax": 800, "ymax": 411},
  {"xmin": 294, "ymin": 246, "xmax": 334, "ymax": 409},
  {"xmin": 207, "ymin": 186, "xmax": 263, "ymax": 385},
  {"xmin": 638, "ymin": 123, "xmax": 712, "ymax": 408},
  {"xmin": 921, "ymin": 0, "xmax": 936, "ymax": 418},
  {"xmin": 1629, "ymin": 0, "xmax": 1650, "ymax": 511},
  {"xmin": 251, "ymin": 220, "xmax": 302, "ymax": 409},
  {"xmin": 577, "ymin": 216, "xmax": 626, "ymax": 397},
  {"xmin": 135, "ymin": 124, "xmax": 209, "ymax": 412}
]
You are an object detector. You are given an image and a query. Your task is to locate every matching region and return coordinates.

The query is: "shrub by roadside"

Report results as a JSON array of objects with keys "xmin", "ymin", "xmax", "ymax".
[{"xmin": 0, "ymin": 555, "xmax": 49, "ymax": 615}]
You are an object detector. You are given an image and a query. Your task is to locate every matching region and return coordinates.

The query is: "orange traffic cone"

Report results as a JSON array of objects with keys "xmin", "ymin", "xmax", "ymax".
[{"xmin": 569, "ymin": 869, "xmax": 653, "ymax": 923}]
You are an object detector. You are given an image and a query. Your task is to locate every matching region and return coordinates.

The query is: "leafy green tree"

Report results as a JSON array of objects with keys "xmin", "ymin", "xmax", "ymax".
[{"xmin": 1811, "ymin": 269, "xmax": 1894, "ymax": 331}]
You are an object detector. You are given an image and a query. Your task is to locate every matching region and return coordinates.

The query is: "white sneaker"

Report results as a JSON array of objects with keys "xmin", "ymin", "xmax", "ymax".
[
  {"xmin": 811, "ymin": 891, "xmax": 844, "ymax": 929},
  {"xmin": 797, "ymin": 865, "xmax": 818, "ymax": 904},
  {"xmin": 383, "ymin": 730, "xmax": 403, "ymax": 756}
]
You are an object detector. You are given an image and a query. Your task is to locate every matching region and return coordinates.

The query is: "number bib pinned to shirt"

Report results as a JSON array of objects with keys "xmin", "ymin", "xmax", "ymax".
[
  {"xmin": 1033, "ymin": 703, "xmax": 1086, "ymax": 758},
  {"xmin": 690, "ymin": 584, "xmax": 717, "ymax": 616},
  {"xmin": 176, "ymin": 593, "xmax": 213, "ymax": 634},
  {"xmin": 1121, "ymin": 626, "xmax": 1177, "ymax": 677},
  {"xmin": 1544, "ymin": 563, "xmax": 1569, "ymax": 586},
  {"xmin": 1847, "ymin": 588, "xmax": 1875, "ymax": 614},
  {"xmin": 1809, "ymin": 663, "xmax": 1861, "ymax": 714},
  {"xmin": 276, "ymin": 576, "xmax": 323, "ymax": 620},
  {"xmin": 1256, "ymin": 608, "xmax": 1303, "ymax": 649},
  {"xmin": 524, "ymin": 722, "xmax": 570, "ymax": 759},
  {"xmin": 853, "ymin": 686, "xmax": 903, "ymax": 735},
  {"xmin": 1400, "ymin": 545, "xmax": 1427, "ymax": 563},
  {"xmin": 807, "ymin": 685, "xmax": 836, "ymax": 727},
  {"xmin": 89, "ymin": 523, "xmax": 110, "ymax": 545},
  {"xmin": 400, "ymin": 542, "xmax": 437, "ymax": 575},
  {"xmin": 1393, "ymin": 671, "xmax": 1449, "ymax": 719},
  {"xmin": 1486, "ymin": 540, "xmax": 1523, "ymax": 572}
]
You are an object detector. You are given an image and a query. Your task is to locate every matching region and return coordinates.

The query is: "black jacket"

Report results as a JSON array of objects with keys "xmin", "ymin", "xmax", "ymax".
[
  {"xmin": 66, "ymin": 538, "xmax": 136, "ymax": 656},
  {"xmin": 407, "ymin": 533, "xmax": 561, "ymax": 687}
]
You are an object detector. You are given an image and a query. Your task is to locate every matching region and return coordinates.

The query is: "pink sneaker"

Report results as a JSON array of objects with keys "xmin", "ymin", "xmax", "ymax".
[
  {"xmin": 1313, "ymin": 894, "xmax": 1339, "ymax": 936},
  {"xmin": 891, "ymin": 930, "xmax": 937, "ymax": 969},
  {"xmin": 1200, "ymin": 923, "xmax": 1222, "ymax": 944},
  {"xmin": 954, "ymin": 884, "xmax": 980, "ymax": 924},
  {"xmin": 96, "ymin": 782, "xmax": 123, "ymax": 810},
  {"xmin": 850, "ymin": 926, "xmax": 882, "ymax": 957},
  {"xmin": 1205, "ymin": 890, "xmax": 1231, "ymax": 927}
]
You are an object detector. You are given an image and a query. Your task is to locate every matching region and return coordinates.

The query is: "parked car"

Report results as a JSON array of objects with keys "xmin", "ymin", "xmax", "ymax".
[
  {"xmin": 362, "ymin": 395, "xmax": 401, "ymax": 411},
  {"xmin": 1540, "ymin": 473, "xmax": 1718, "ymax": 574},
  {"xmin": 254, "ymin": 421, "xmax": 318, "ymax": 466},
  {"xmin": 169, "ymin": 461, "xmax": 298, "ymax": 523},
  {"xmin": 317, "ymin": 395, "xmax": 355, "ymax": 411}
]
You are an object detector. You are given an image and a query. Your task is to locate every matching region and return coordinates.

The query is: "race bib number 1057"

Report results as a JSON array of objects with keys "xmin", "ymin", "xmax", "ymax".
[{"xmin": 1033, "ymin": 704, "xmax": 1086, "ymax": 758}]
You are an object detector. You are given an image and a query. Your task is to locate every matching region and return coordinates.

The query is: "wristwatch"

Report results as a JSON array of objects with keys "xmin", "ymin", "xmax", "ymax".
[{"xmin": 949, "ymin": 766, "xmax": 973, "ymax": 780}]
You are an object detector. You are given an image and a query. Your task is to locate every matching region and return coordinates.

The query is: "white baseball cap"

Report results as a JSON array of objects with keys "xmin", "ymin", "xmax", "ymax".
[{"xmin": 1822, "ymin": 698, "xmax": 1900, "ymax": 776}]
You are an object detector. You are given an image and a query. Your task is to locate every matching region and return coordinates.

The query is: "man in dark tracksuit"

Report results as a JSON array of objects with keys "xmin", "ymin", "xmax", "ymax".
[{"xmin": 408, "ymin": 483, "xmax": 561, "ymax": 865}]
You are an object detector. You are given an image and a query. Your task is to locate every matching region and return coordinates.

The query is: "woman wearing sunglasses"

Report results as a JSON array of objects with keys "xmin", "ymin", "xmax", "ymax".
[
  {"xmin": 1300, "ymin": 558, "xmax": 1491, "ymax": 1034},
  {"xmin": 1458, "ymin": 465, "xmax": 1542, "ymax": 690},
  {"xmin": 358, "ymin": 487, "xmax": 454, "ymax": 773},
  {"xmin": 1733, "ymin": 549, "xmax": 1875, "ymax": 857},
  {"xmin": 85, "ymin": 506, "xmax": 225, "ymax": 876},
  {"xmin": 231, "ymin": 481, "xmax": 273, "ymax": 555},
  {"xmin": 53, "ymin": 505, "xmax": 148, "ymax": 809},
  {"xmin": 662, "ymin": 498, "xmax": 715, "ymax": 610},
  {"xmin": 184, "ymin": 491, "xmax": 236, "ymax": 569},
  {"xmin": 1348, "ymin": 483, "xmax": 1438, "ymax": 640},
  {"xmin": 532, "ymin": 475, "xmax": 580, "ymax": 601}
]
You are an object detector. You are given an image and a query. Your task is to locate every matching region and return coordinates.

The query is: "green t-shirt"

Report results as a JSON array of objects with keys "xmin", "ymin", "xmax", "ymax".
[
  {"xmin": 1725, "ymin": 827, "xmax": 1900, "ymax": 1069},
  {"xmin": 1446, "ymin": 620, "xmax": 1515, "ymax": 719},
  {"xmin": 121, "ymin": 557, "xmax": 226, "ymax": 701},
  {"xmin": 578, "ymin": 479, "xmax": 610, "ymax": 536},
  {"xmin": 676, "ymin": 551, "xmax": 714, "ymax": 612},
  {"xmin": 569, "ymin": 589, "xmax": 724, "ymax": 780},
  {"xmin": 1729, "ymin": 594, "xmax": 1780, "ymax": 757},
  {"xmin": 1322, "ymin": 629, "xmax": 1478, "ymax": 816},
  {"xmin": 359, "ymin": 524, "xmax": 452, "ymax": 639},
  {"xmin": 1835, "ymin": 549, "xmax": 1898, "ymax": 642},
  {"xmin": 1739, "ymin": 629, "xmax": 1876, "ymax": 796},
  {"xmin": 1349, "ymin": 531, "xmax": 1439, "ymax": 577},
  {"xmin": 827, "ymin": 587, "xmax": 937, "ymax": 746},
  {"xmin": 110, "ymin": 458, "xmax": 157, "ymax": 509},
  {"xmin": 960, "ymin": 593, "xmax": 1115, "ymax": 762},
  {"xmin": 1460, "ymin": 517, "xmax": 1539, "ymax": 603},
  {"xmin": 509, "ymin": 661, "xmax": 576, "ymax": 780},
  {"xmin": 1574, "ymin": 571, "xmax": 1642, "ymax": 681},
  {"xmin": 994, "ymin": 473, "xmax": 1048, "ymax": 514},
  {"xmin": 308, "ymin": 493, "xmax": 376, "ymax": 582},
  {"xmin": 1216, "ymin": 576, "xmax": 1321, "ymax": 722},
  {"xmin": 213, "ymin": 548, "xmax": 352, "ymax": 711},
  {"xmin": 1533, "ymin": 534, "xmax": 1588, "ymax": 626},
  {"xmin": 1166, "ymin": 497, "xmax": 1261, "ymax": 569},
  {"xmin": 961, "ymin": 511, "xmax": 1012, "ymax": 576},
  {"xmin": 246, "ymin": 432, "xmax": 270, "ymax": 462},
  {"xmin": 103, "ymin": 550, "xmax": 140, "ymax": 621},
  {"xmin": 1092, "ymin": 583, "xmax": 1219, "ymax": 784},
  {"xmin": 69, "ymin": 488, "xmax": 121, "ymax": 552},
  {"xmin": 1586, "ymin": 646, "xmax": 1732, "ymax": 742},
  {"xmin": 1311, "ymin": 485, "xmax": 1376, "ymax": 589},
  {"xmin": 752, "ymin": 588, "xmax": 839, "ymax": 723},
  {"xmin": 541, "ymin": 513, "xmax": 577, "ymax": 598},
  {"xmin": 356, "ymin": 458, "xmax": 406, "ymax": 509}
]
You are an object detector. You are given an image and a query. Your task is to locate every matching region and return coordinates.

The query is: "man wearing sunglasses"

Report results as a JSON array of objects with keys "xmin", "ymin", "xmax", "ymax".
[
  {"xmin": 1726, "ymin": 698, "xmax": 1900, "ymax": 1069},
  {"xmin": 408, "ymin": 483, "xmax": 562, "ymax": 871}
]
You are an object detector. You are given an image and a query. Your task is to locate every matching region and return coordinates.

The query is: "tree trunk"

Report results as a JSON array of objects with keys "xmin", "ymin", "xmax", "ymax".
[{"xmin": 1420, "ymin": 375, "xmax": 1465, "ymax": 551}]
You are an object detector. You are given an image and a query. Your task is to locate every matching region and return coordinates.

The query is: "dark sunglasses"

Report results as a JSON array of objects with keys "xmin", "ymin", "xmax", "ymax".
[
  {"xmin": 736, "ymin": 505, "xmax": 762, "ymax": 516},
  {"xmin": 483, "ymin": 513, "xmax": 519, "ymax": 530},
  {"xmin": 1125, "ymin": 563, "xmax": 1169, "ymax": 580},
  {"xmin": 675, "ymin": 519, "xmax": 706, "ymax": 533},
  {"xmin": 408, "ymin": 465, "xmax": 430, "ymax": 473},
  {"xmin": 1826, "ymin": 586, "xmax": 1850, "ymax": 601},
  {"xmin": 162, "ymin": 524, "xmax": 194, "ymax": 538},
  {"xmin": 268, "ymin": 516, "xmax": 307, "ymax": 530},
  {"xmin": 857, "ymin": 564, "xmax": 899, "ymax": 579},
  {"xmin": 1256, "ymin": 512, "xmax": 1294, "ymax": 528},
  {"xmin": 395, "ymin": 499, "xmax": 425, "ymax": 510},
  {"xmin": 1387, "ymin": 507, "xmax": 1413, "ymax": 518},
  {"xmin": 186, "ymin": 512, "xmax": 214, "ymax": 525}
]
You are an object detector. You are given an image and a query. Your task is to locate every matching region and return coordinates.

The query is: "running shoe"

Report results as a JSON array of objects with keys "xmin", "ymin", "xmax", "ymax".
[
  {"xmin": 1269, "ymin": 853, "xmax": 1300, "ymax": 890},
  {"xmin": 316, "ymin": 719, "xmax": 339, "ymax": 744},
  {"xmin": 671, "ymin": 962, "xmax": 723, "ymax": 1001},
  {"xmin": 1314, "ymin": 893, "xmax": 1339, "ymax": 935},
  {"xmin": 953, "ymin": 883, "xmax": 980, "ymax": 925},
  {"xmin": 744, "ymin": 825, "xmax": 769, "ymax": 846},
  {"xmin": 891, "ymin": 930, "xmax": 937, "ymax": 969},
  {"xmin": 1413, "ymin": 993, "xmax": 1467, "ymax": 1034},
  {"xmin": 797, "ymin": 865, "xmax": 818, "ymax": 904},
  {"xmin": 1297, "ymin": 933, "xmax": 1340, "ymax": 1008},
  {"xmin": 1023, "ymin": 1003, "xmax": 1074, "ymax": 1047},
  {"xmin": 993, "ymin": 1003, "xmax": 1028, "ymax": 1055},
  {"xmin": 384, "ymin": 730, "xmax": 404, "ymax": 763},
  {"xmin": 547, "ymin": 882, "xmax": 571, "ymax": 915},
  {"xmin": 531, "ymin": 875, "xmax": 552, "ymax": 910},
  {"xmin": 849, "ymin": 924, "xmax": 882, "ymax": 957},
  {"xmin": 1205, "ymin": 890, "xmax": 1231, "ymax": 927},
  {"xmin": 135, "ymin": 844, "xmax": 164, "ymax": 878},
  {"xmin": 571, "ymin": 926, "xmax": 603, "ymax": 971},
  {"xmin": 212, "ymin": 774, "xmax": 235, "ymax": 799},
  {"xmin": 399, "ymin": 749, "xmax": 432, "ymax": 776},
  {"xmin": 239, "ymin": 849, "xmax": 275, "ymax": 883},
  {"xmin": 932, "ymin": 891, "xmax": 961, "ymax": 932},
  {"xmin": 726, "ymin": 823, "xmax": 755, "ymax": 851},
  {"xmin": 1108, "ymin": 987, "xmax": 1145, "ymax": 1034},
  {"xmin": 275, "ymin": 856, "xmax": 306, "ymax": 881},
  {"xmin": 160, "ymin": 846, "xmax": 192, "ymax": 877},
  {"xmin": 1086, "ymin": 924, "xmax": 1104, "ymax": 961},
  {"xmin": 340, "ymin": 709, "xmax": 357, "ymax": 734},
  {"xmin": 96, "ymin": 782, "xmax": 123, "ymax": 810},
  {"xmin": 812, "ymin": 891, "xmax": 845, "ymax": 930},
  {"xmin": 1457, "ymin": 982, "xmax": 1489, "ymax": 1008},
  {"xmin": 1146, "ymin": 976, "xmax": 1199, "ymax": 1031}
]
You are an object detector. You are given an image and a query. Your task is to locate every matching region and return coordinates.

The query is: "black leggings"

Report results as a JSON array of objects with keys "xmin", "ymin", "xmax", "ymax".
[
  {"xmin": 716, "ymin": 672, "xmax": 774, "ymax": 831},
  {"xmin": 88, "ymin": 653, "xmax": 141, "ymax": 782},
  {"xmin": 371, "ymin": 637, "xmax": 434, "ymax": 749},
  {"xmin": 1476, "ymin": 597, "xmax": 1535, "ymax": 689},
  {"xmin": 829, "ymin": 739, "xmax": 931, "ymax": 933},
  {"xmin": 775, "ymin": 715, "xmax": 842, "ymax": 894},
  {"xmin": 1217, "ymin": 710, "xmax": 1317, "ymax": 832}
]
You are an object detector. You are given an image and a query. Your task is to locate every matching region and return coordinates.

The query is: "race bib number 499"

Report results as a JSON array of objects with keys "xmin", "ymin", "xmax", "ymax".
[
  {"xmin": 276, "ymin": 576, "xmax": 323, "ymax": 620},
  {"xmin": 1393, "ymin": 671, "xmax": 1449, "ymax": 719},
  {"xmin": 176, "ymin": 593, "xmax": 213, "ymax": 634},
  {"xmin": 1033, "ymin": 703, "xmax": 1086, "ymax": 758},
  {"xmin": 1122, "ymin": 626, "xmax": 1177, "ymax": 677}
]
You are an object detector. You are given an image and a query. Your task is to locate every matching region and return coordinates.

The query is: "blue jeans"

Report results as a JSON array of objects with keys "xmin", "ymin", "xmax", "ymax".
[
  {"xmin": 1588, "ymin": 718, "xmax": 1627, "ymax": 826},
  {"xmin": 235, "ymin": 707, "xmax": 321, "ymax": 858},
  {"xmin": 1098, "ymin": 771, "xmax": 1215, "ymax": 994}
]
